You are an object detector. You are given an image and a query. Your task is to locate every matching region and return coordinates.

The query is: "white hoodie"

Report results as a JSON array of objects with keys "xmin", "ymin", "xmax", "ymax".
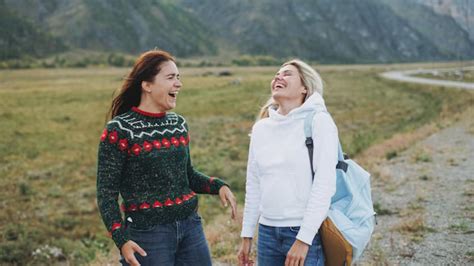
[{"xmin": 241, "ymin": 93, "xmax": 339, "ymax": 245}]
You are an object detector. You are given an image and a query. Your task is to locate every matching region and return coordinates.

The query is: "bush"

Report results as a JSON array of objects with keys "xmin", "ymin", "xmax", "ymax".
[
  {"xmin": 231, "ymin": 55, "xmax": 280, "ymax": 66},
  {"xmin": 0, "ymin": 52, "xmax": 136, "ymax": 69},
  {"xmin": 0, "ymin": 223, "xmax": 111, "ymax": 265},
  {"xmin": 385, "ymin": 150, "xmax": 398, "ymax": 160},
  {"xmin": 0, "ymin": 241, "xmax": 33, "ymax": 264}
]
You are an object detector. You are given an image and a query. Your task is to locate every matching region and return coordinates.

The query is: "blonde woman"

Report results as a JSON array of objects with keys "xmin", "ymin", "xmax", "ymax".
[{"xmin": 238, "ymin": 60, "xmax": 338, "ymax": 266}]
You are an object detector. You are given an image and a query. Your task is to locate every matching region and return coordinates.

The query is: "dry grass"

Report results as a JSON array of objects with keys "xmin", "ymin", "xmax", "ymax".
[
  {"xmin": 412, "ymin": 147, "xmax": 433, "ymax": 163},
  {"xmin": 204, "ymin": 212, "xmax": 244, "ymax": 264},
  {"xmin": 1, "ymin": 62, "xmax": 473, "ymax": 264},
  {"xmin": 393, "ymin": 216, "xmax": 434, "ymax": 243},
  {"xmin": 358, "ymin": 234, "xmax": 389, "ymax": 266}
]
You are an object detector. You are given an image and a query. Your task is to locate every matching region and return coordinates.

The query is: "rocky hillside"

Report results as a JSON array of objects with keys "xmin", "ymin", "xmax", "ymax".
[
  {"xmin": 381, "ymin": 0, "xmax": 473, "ymax": 61},
  {"xmin": 412, "ymin": 0, "xmax": 474, "ymax": 42},
  {"xmin": 179, "ymin": 0, "xmax": 474, "ymax": 63}
]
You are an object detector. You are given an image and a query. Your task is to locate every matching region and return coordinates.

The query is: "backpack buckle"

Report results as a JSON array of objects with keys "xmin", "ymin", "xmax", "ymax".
[{"xmin": 305, "ymin": 138, "xmax": 313, "ymax": 147}]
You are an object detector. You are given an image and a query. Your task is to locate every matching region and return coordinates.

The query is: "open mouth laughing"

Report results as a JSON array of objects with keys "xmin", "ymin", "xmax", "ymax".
[
  {"xmin": 273, "ymin": 82, "xmax": 286, "ymax": 90},
  {"xmin": 168, "ymin": 91, "xmax": 179, "ymax": 98}
]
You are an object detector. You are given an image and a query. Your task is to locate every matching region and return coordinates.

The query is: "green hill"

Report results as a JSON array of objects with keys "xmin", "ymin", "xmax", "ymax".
[
  {"xmin": 2, "ymin": 0, "xmax": 217, "ymax": 57},
  {"xmin": 0, "ymin": 0, "xmax": 66, "ymax": 60}
]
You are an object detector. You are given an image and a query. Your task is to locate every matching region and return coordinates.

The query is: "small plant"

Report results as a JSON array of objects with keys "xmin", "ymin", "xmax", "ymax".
[
  {"xmin": 467, "ymin": 251, "xmax": 474, "ymax": 262},
  {"xmin": 32, "ymin": 244, "xmax": 66, "ymax": 262},
  {"xmin": 447, "ymin": 158, "xmax": 459, "ymax": 166},
  {"xmin": 54, "ymin": 217, "xmax": 80, "ymax": 230},
  {"xmin": 373, "ymin": 202, "xmax": 394, "ymax": 215},
  {"xmin": 368, "ymin": 240, "xmax": 388, "ymax": 263},
  {"xmin": 408, "ymin": 201, "xmax": 424, "ymax": 211},
  {"xmin": 47, "ymin": 185, "xmax": 63, "ymax": 198},
  {"xmin": 19, "ymin": 182, "xmax": 34, "ymax": 196},
  {"xmin": 463, "ymin": 190, "xmax": 474, "ymax": 197},
  {"xmin": 415, "ymin": 152, "xmax": 432, "ymax": 162},
  {"xmin": 385, "ymin": 150, "xmax": 398, "ymax": 160},
  {"xmin": 394, "ymin": 216, "xmax": 436, "ymax": 243},
  {"xmin": 449, "ymin": 221, "xmax": 470, "ymax": 233},
  {"xmin": 419, "ymin": 175, "xmax": 430, "ymax": 181}
]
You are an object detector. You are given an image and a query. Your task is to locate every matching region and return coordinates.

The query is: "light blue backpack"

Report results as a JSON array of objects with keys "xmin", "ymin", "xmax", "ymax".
[{"xmin": 304, "ymin": 110, "xmax": 376, "ymax": 264}]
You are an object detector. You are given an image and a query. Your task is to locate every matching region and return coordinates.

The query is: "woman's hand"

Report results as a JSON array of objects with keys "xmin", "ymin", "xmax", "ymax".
[
  {"xmin": 219, "ymin": 185, "xmax": 237, "ymax": 219},
  {"xmin": 121, "ymin": 240, "xmax": 147, "ymax": 266},
  {"xmin": 285, "ymin": 239, "xmax": 309, "ymax": 266},
  {"xmin": 238, "ymin": 237, "xmax": 254, "ymax": 266}
]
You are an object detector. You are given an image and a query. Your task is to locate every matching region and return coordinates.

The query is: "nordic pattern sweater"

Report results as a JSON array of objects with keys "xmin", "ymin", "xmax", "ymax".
[{"xmin": 97, "ymin": 107, "xmax": 227, "ymax": 249}]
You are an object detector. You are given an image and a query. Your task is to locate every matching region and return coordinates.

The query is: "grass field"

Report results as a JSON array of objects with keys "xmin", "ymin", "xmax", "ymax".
[
  {"xmin": 0, "ymin": 63, "xmax": 472, "ymax": 264},
  {"xmin": 414, "ymin": 70, "xmax": 474, "ymax": 83}
]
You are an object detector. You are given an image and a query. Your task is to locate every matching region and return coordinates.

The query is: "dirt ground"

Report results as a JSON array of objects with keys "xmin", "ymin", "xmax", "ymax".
[{"xmin": 359, "ymin": 109, "xmax": 474, "ymax": 265}]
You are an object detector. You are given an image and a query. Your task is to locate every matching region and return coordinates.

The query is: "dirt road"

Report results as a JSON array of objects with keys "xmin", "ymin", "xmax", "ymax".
[{"xmin": 380, "ymin": 66, "xmax": 474, "ymax": 90}]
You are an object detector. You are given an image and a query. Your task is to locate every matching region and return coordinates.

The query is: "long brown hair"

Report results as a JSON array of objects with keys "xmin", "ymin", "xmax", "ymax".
[{"xmin": 107, "ymin": 50, "xmax": 175, "ymax": 120}]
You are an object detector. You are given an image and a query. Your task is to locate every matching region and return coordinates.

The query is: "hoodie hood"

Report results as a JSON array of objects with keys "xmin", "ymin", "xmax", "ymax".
[{"xmin": 268, "ymin": 92, "xmax": 327, "ymax": 121}]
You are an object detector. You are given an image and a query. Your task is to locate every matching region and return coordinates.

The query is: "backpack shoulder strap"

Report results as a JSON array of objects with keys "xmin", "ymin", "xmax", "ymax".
[
  {"xmin": 304, "ymin": 110, "xmax": 348, "ymax": 181},
  {"xmin": 304, "ymin": 110, "xmax": 316, "ymax": 139},
  {"xmin": 304, "ymin": 110, "xmax": 318, "ymax": 179}
]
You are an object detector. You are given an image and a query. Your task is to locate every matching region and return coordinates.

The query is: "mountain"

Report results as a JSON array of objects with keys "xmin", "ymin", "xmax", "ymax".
[
  {"xmin": 2, "ymin": 0, "xmax": 217, "ymax": 57},
  {"xmin": 0, "ymin": 0, "xmax": 66, "ymax": 60},
  {"xmin": 411, "ymin": 0, "xmax": 474, "ymax": 42},
  {"xmin": 179, "ymin": 0, "xmax": 474, "ymax": 63},
  {"xmin": 381, "ymin": 0, "xmax": 473, "ymax": 61},
  {"xmin": 1, "ymin": 0, "xmax": 473, "ymax": 63}
]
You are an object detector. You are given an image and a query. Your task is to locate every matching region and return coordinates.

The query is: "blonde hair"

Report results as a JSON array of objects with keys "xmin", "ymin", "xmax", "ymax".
[{"xmin": 257, "ymin": 59, "xmax": 324, "ymax": 120}]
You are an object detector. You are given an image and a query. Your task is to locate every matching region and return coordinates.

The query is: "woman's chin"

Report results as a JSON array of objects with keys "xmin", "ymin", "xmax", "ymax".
[
  {"xmin": 168, "ymin": 102, "xmax": 177, "ymax": 110},
  {"xmin": 271, "ymin": 93, "xmax": 286, "ymax": 102}
]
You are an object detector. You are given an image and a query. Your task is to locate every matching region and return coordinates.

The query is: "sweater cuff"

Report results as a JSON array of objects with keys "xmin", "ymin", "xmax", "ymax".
[
  {"xmin": 210, "ymin": 177, "xmax": 229, "ymax": 195},
  {"xmin": 240, "ymin": 224, "xmax": 256, "ymax": 238},
  {"xmin": 296, "ymin": 226, "xmax": 317, "ymax": 246},
  {"xmin": 112, "ymin": 227, "xmax": 129, "ymax": 250}
]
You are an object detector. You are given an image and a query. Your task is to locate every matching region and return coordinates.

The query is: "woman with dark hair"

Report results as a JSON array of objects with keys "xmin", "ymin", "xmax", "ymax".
[{"xmin": 97, "ymin": 50, "xmax": 237, "ymax": 266}]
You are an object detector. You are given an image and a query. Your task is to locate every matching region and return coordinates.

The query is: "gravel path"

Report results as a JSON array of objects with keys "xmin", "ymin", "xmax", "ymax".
[
  {"xmin": 380, "ymin": 66, "xmax": 474, "ymax": 90},
  {"xmin": 359, "ymin": 112, "xmax": 474, "ymax": 264}
]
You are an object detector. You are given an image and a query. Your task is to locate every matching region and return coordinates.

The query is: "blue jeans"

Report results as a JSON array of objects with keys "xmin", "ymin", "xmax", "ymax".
[
  {"xmin": 258, "ymin": 224, "xmax": 324, "ymax": 266},
  {"xmin": 120, "ymin": 212, "xmax": 212, "ymax": 266}
]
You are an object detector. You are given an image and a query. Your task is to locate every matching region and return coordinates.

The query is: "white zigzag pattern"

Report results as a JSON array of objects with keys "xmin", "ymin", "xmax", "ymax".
[{"xmin": 108, "ymin": 113, "xmax": 187, "ymax": 140}]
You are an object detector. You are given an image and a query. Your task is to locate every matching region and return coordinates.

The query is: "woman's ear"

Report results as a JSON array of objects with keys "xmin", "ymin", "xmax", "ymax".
[{"xmin": 141, "ymin": 81, "xmax": 152, "ymax": 93}]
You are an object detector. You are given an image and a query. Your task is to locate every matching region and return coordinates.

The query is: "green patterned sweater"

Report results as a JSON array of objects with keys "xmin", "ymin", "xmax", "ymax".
[{"xmin": 97, "ymin": 107, "xmax": 228, "ymax": 249}]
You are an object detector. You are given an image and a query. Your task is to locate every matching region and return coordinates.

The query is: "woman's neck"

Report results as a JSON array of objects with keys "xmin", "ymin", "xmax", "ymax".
[
  {"xmin": 276, "ymin": 100, "xmax": 303, "ymax": 115},
  {"xmin": 137, "ymin": 96, "xmax": 166, "ymax": 114},
  {"xmin": 137, "ymin": 103, "xmax": 165, "ymax": 114}
]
